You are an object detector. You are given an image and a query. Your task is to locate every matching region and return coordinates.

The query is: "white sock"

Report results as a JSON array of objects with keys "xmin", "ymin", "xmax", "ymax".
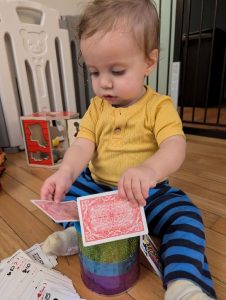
[
  {"xmin": 42, "ymin": 227, "xmax": 79, "ymax": 256},
  {"xmin": 165, "ymin": 280, "xmax": 215, "ymax": 300}
]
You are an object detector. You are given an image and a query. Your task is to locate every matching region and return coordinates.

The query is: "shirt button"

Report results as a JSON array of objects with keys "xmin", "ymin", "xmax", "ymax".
[{"xmin": 114, "ymin": 127, "xmax": 121, "ymax": 134}]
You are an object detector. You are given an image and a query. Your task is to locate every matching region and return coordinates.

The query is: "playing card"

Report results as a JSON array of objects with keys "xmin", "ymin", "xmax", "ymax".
[
  {"xmin": 0, "ymin": 249, "xmax": 84, "ymax": 300},
  {"xmin": 77, "ymin": 190, "xmax": 148, "ymax": 246},
  {"xmin": 6, "ymin": 261, "xmax": 40, "ymax": 299},
  {"xmin": 19, "ymin": 269, "xmax": 64, "ymax": 299},
  {"xmin": 25, "ymin": 243, "xmax": 57, "ymax": 268},
  {"xmin": 35, "ymin": 268, "xmax": 74, "ymax": 289},
  {"xmin": 140, "ymin": 234, "xmax": 162, "ymax": 278},
  {"xmin": 0, "ymin": 249, "xmax": 29, "ymax": 272},
  {"xmin": 0, "ymin": 249, "xmax": 31, "ymax": 284},
  {"xmin": 32, "ymin": 280, "xmax": 81, "ymax": 300},
  {"xmin": 31, "ymin": 200, "xmax": 79, "ymax": 222},
  {"xmin": 0, "ymin": 252, "xmax": 39, "ymax": 299}
]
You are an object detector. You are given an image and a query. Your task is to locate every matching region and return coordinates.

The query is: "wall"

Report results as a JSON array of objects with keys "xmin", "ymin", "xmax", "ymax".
[{"xmin": 31, "ymin": 0, "xmax": 89, "ymax": 16}]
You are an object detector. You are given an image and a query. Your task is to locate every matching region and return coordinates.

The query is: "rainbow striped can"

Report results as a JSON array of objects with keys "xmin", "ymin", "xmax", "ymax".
[{"xmin": 78, "ymin": 234, "xmax": 140, "ymax": 295}]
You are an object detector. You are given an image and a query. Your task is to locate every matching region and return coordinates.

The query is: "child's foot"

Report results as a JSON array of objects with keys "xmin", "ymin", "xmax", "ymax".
[
  {"xmin": 42, "ymin": 227, "xmax": 79, "ymax": 256},
  {"xmin": 165, "ymin": 280, "xmax": 215, "ymax": 300}
]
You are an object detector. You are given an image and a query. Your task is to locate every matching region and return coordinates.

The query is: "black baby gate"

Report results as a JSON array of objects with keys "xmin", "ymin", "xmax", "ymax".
[{"xmin": 174, "ymin": 0, "xmax": 226, "ymax": 138}]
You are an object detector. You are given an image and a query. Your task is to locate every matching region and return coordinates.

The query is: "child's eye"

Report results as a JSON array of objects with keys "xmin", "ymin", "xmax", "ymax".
[
  {"xmin": 112, "ymin": 70, "xmax": 125, "ymax": 76},
  {"xmin": 89, "ymin": 71, "xmax": 99, "ymax": 77}
]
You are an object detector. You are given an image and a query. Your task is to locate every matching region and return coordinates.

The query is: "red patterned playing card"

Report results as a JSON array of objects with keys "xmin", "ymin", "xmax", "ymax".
[
  {"xmin": 31, "ymin": 200, "xmax": 79, "ymax": 222},
  {"xmin": 77, "ymin": 191, "xmax": 148, "ymax": 246}
]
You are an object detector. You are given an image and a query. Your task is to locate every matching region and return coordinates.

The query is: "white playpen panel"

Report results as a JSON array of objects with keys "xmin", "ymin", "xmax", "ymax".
[{"xmin": 0, "ymin": 0, "xmax": 76, "ymax": 148}]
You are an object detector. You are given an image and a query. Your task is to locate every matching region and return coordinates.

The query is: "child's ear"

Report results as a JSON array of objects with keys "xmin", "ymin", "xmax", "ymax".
[{"xmin": 145, "ymin": 49, "xmax": 158, "ymax": 75}]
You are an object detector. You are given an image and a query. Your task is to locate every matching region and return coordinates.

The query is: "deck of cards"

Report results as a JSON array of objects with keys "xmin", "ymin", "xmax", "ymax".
[
  {"xmin": 140, "ymin": 234, "xmax": 162, "ymax": 278},
  {"xmin": 31, "ymin": 200, "xmax": 79, "ymax": 223},
  {"xmin": 25, "ymin": 243, "xmax": 58, "ymax": 269},
  {"xmin": 0, "ymin": 248, "xmax": 84, "ymax": 300},
  {"xmin": 77, "ymin": 191, "xmax": 148, "ymax": 246}
]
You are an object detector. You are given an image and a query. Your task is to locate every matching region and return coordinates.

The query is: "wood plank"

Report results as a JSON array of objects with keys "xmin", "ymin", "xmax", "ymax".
[
  {"xmin": 186, "ymin": 134, "xmax": 226, "ymax": 153},
  {"xmin": 212, "ymin": 217, "xmax": 226, "ymax": 235},
  {"xmin": 128, "ymin": 265, "xmax": 164, "ymax": 300},
  {"xmin": 172, "ymin": 170, "xmax": 226, "ymax": 195},
  {"xmin": 1, "ymin": 173, "xmax": 38, "ymax": 212},
  {"xmin": 2, "ymin": 172, "xmax": 61, "ymax": 232},
  {"xmin": 33, "ymin": 209, "xmax": 63, "ymax": 232},
  {"xmin": 206, "ymin": 228, "xmax": 226, "ymax": 257},
  {"xmin": 192, "ymin": 194, "xmax": 226, "ymax": 219},
  {"xmin": 5, "ymin": 160, "xmax": 44, "ymax": 194},
  {"xmin": 206, "ymin": 248, "xmax": 226, "ymax": 285},
  {"xmin": 0, "ymin": 191, "xmax": 52, "ymax": 246},
  {"xmin": 214, "ymin": 279, "xmax": 226, "ymax": 300},
  {"xmin": 186, "ymin": 134, "xmax": 226, "ymax": 144},
  {"xmin": 169, "ymin": 176, "xmax": 226, "ymax": 209},
  {"xmin": 169, "ymin": 179, "xmax": 226, "ymax": 221},
  {"xmin": 0, "ymin": 217, "xmax": 27, "ymax": 259},
  {"xmin": 201, "ymin": 210, "xmax": 219, "ymax": 229},
  {"xmin": 181, "ymin": 152, "xmax": 225, "ymax": 179}
]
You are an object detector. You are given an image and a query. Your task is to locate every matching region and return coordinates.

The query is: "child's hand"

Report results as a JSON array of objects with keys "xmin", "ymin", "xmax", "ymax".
[
  {"xmin": 40, "ymin": 169, "xmax": 73, "ymax": 202},
  {"xmin": 118, "ymin": 166, "xmax": 157, "ymax": 206}
]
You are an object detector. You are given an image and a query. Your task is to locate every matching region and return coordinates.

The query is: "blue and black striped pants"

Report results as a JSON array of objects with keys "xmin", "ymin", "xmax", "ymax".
[{"xmin": 63, "ymin": 169, "xmax": 216, "ymax": 299}]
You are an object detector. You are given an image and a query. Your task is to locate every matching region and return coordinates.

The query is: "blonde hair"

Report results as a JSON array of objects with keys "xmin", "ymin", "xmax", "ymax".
[{"xmin": 78, "ymin": 0, "xmax": 160, "ymax": 58}]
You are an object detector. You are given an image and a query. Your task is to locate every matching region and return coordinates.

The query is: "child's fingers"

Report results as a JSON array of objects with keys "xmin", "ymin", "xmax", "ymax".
[
  {"xmin": 40, "ymin": 183, "xmax": 54, "ymax": 201},
  {"xmin": 122, "ymin": 177, "xmax": 140, "ymax": 204},
  {"xmin": 121, "ymin": 177, "xmax": 133, "ymax": 202},
  {"xmin": 118, "ymin": 177, "xmax": 126, "ymax": 199},
  {"xmin": 44, "ymin": 191, "xmax": 53, "ymax": 201},
  {"xmin": 140, "ymin": 179, "xmax": 150, "ymax": 200},
  {"xmin": 119, "ymin": 176, "xmax": 135, "ymax": 203},
  {"xmin": 119, "ymin": 174, "xmax": 145, "ymax": 205},
  {"xmin": 131, "ymin": 178, "xmax": 146, "ymax": 206},
  {"xmin": 53, "ymin": 185, "xmax": 65, "ymax": 203}
]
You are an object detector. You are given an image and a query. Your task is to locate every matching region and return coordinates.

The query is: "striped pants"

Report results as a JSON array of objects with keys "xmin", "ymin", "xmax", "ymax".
[{"xmin": 63, "ymin": 169, "xmax": 216, "ymax": 299}]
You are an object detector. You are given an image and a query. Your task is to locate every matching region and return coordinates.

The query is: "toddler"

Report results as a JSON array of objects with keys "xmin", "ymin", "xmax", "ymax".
[{"xmin": 41, "ymin": 1, "xmax": 216, "ymax": 299}]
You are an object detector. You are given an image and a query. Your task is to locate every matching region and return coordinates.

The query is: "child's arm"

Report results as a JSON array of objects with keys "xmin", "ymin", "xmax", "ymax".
[
  {"xmin": 40, "ymin": 137, "xmax": 95, "ymax": 202},
  {"xmin": 118, "ymin": 135, "xmax": 186, "ymax": 206}
]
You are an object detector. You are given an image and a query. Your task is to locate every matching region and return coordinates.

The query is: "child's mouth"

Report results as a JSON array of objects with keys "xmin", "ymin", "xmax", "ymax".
[{"xmin": 103, "ymin": 95, "xmax": 117, "ymax": 102}]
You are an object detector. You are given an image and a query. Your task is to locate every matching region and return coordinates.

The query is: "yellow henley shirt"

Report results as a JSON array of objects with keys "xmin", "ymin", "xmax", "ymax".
[{"xmin": 77, "ymin": 86, "xmax": 185, "ymax": 187}]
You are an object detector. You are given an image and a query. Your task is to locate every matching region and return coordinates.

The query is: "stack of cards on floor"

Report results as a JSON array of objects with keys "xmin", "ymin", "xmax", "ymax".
[
  {"xmin": 0, "ymin": 248, "xmax": 84, "ymax": 300},
  {"xmin": 25, "ymin": 243, "xmax": 58, "ymax": 269}
]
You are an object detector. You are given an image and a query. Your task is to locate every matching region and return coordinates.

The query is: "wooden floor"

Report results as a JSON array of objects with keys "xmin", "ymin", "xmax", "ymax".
[{"xmin": 0, "ymin": 134, "xmax": 226, "ymax": 299}]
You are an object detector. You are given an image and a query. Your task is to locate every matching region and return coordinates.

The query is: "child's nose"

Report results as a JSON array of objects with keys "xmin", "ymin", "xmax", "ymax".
[{"xmin": 99, "ymin": 75, "xmax": 113, "ymax": 89}]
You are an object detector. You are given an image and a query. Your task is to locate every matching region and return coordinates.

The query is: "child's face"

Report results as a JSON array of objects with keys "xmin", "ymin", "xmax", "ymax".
[{"xmin": 81, "ymin": 30, "xmax": 157, "ymax": 107}]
